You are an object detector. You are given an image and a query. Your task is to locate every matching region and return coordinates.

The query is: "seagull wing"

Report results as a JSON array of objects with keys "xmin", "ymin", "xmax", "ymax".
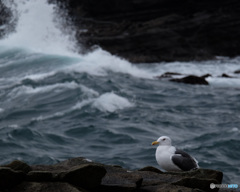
[{"xmin": 171, "ymin": 148, "xmax": 198, "ymax": 171}]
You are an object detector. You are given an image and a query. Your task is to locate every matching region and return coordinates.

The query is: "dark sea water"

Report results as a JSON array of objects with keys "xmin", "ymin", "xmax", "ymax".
[{"xmin": 0, "ymin": 0, "xmax": 240, "ymax": 185}]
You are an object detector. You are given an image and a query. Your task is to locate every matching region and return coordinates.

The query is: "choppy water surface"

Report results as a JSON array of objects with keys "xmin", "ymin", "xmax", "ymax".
[{"xmin": 0, "ymin": 0, "xmax": 239, "ymax": 184}]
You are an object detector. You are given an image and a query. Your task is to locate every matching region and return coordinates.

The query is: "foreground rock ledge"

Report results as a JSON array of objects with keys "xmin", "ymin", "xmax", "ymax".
[{"xmin": 0, "ymin": 157, "xmax": 224, "ymax": 192}]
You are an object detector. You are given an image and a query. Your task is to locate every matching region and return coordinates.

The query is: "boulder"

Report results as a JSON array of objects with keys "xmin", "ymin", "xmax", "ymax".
[
  {"xmin": 0, "ymin": 167, "xmax": 25, "ymax": 189},
  {"xmin": 27, "ymin": 171, "xmax": 55, "ymax": 182},
  {"xmin": 170, "ymin": 75, "xmax": 209, "ymax": 85},
  {"xmin": 59, "ymin": 164, "xmax": 106, "ymax": 189},
  {"xmin": 0, "ymin": 1, "xmax": 14, "ymax": 38},
  {"xmin": 156, "ymin": 72, "xmax": 182, "ymax": 79},
  {"xmin": 137, "ymin": 168, "xmax": 223, "ymax": 192},
  {"xmin": 100, "ymin": 166, "xmax": 143, "ymax": 192},
  {"xmin": 10, "ymin": 182, "xmax": 83, "ymax": 192},
  {"xmin": 0, "ymin": 158, "xmax": 224, "ymax": 192},
  {"xmin": 3, "ymin": 160, "xmax": 32, "ymax": 174},
  {"xmin": 234, "ymin": 70, "xmax": 240, "ymax": 74}
]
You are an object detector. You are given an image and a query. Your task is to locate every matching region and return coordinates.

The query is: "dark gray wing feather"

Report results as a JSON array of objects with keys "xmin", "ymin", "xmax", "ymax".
[{"xmin": 171, "ymin": 148, "xmax": 198, "ymax": 171}]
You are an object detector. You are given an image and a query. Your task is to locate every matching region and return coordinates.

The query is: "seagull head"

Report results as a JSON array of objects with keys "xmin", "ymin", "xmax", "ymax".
[{"xmin": 152, "ymin": 136, "xmax": 172, "ymax": 146}]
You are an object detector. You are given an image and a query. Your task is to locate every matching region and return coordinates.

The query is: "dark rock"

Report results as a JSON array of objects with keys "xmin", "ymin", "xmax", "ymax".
[
  {"xmin": 3, "ymin": 160, "xmax": 32, "ymax": 174},
  {"xmin": 156, "ymin": 72, "xmax": 182, "ymax": 78},
  {"xmin": 0, "ymin": 1, "xmax": 14, "ymax": 38},
  {"xmin": 51, "ymin": 0, "xmax": 240, "ymax": 63},
  {"xmin": 59, "ymin": 164, "xmax": 106, "ymax": 189},
  {"xmin": 140, "ymin": 183, "xmax": 204, "ymax": 192},
  {"xmin": 27, "ymin": 171, "xmax": 55, "ymax": 182},
  {"xmin": 201, "ymin": 73, "xmax": 212, "ymax": 78},
  {"xmin": 0, "ymin": 157, "xmax": 224, "ymax": 192},
  {"xmin": 170, "ymin": 75, "xmax": 209, "ymax": 85},
  {"xmin": 138, "ymin": 166, "xmax": 163, "ymax": 174},
  {"xmin": 0, "ymin": 167, "xmax": 25, "ymax": 189},
  {"xmin": 221, "ymin": 73, "xmax": 233, "ymax": 78},
  {"xmin": 10, "ymin": 182, "xmax": 84, "ymax": 192},
  {"xmin": 136, "ymin": 168, "xmax": 222, "ymax": 192},
  {"xmin": 100, "ymin": 166, "xmax": 143, "ymax": 192},
  {"xmin": 234, "ymin": 70, "xmax": 240, "ymax": 74},
  {"xmin": 166, "ymin": 168, "xmax": 223, "ymax": 192},
  {"xmin": 31, "ymin": 157, "xmax": 93, "ymax": 172}
]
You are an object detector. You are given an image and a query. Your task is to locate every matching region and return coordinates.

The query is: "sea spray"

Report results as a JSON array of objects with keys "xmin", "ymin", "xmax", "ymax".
[{"xmin": 1, "ymin": 0, "xmax": 78, "ymax": 56}]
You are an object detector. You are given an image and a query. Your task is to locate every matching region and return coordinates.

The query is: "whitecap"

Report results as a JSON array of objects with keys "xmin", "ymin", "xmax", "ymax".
[
  {"xmin": 206, "ymin": 77, "xmax": 240, "ymax": 88},
  {"xmin": 8, "ymin": 81, "xmax": 79, "ymax": 98},
  {"xmin": 92, "ymin": 92, "xmax": 134, "ymax": 112}
]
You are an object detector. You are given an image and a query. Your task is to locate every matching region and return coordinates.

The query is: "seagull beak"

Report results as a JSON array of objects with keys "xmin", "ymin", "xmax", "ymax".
[{"xmin": 151, "ymin": 141, "xmax": 160, "ymax": 145}]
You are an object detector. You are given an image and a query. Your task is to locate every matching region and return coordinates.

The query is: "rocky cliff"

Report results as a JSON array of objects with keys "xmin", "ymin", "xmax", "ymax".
[{"xmin": 51, "ymin": 0, "xmax": 240, "ymax": 63}]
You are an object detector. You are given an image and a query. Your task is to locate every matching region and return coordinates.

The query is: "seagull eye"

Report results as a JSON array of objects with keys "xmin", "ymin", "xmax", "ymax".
[{"xmin": 162, "ymin": 138, "xmax": 166, "ymax": 141}]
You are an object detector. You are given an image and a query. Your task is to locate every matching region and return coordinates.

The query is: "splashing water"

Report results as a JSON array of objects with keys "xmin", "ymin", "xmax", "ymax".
[{"xmin": 1, "ymin": 0, "xmax": 78, "ymax": 56}]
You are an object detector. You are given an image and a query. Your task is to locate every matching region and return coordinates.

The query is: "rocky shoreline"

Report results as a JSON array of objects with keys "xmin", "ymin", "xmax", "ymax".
[
  {"xmin": 1, "ymin": 0, "xmax": 240, "ymax": 63},
  {"xmin": 52, "ymin": 0, "xmax": 240, "ymax": 63},
  {"xmin": 0, "ymin": 157, "xmax": 230, "ymax": 192}
]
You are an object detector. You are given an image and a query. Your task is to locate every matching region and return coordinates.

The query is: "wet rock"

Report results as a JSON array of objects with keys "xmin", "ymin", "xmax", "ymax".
[
  {"xmin": 59, "ymin": 164, "xmax": 106, "ymax": 189},
  {"xmin": 201, "ymin": 73, "xmax": 212, "ymax": 78},
  {"xmin": 3, "ymin": 160, "xmax": 32, "ymax": 174},
  {"xmin": 0, "ymin": 158, "xmax": 224, "ymax": 192},
  {"xmin": 136, "ymin": 168, "xmax": 222, "ymax": 192},
  {"xmin": 0, "ymin": 1, "xmax": 14, "ymax": 38},
  {"xmin": 52, "ymin": 0, "xmax": 240, "ymax": 63},
  {"xmin": 156, "ymin": 72, "xmax": 182, "ymax": 78},
  {"xmin": 27, "ymin": 171, "xmax": 55, "ymax": 182},
  {"xmin": 170, "ymin": 75, "xmax": 209, "ymax": 85},
  {"xmin": 234, "ymin": 70, "xmax": 240, "ymax": 74},
  {"xmin": 0, "ymin": 167, "xmax": 25, "ymax": 189},
  {"xmin": 100, "ymin": 166, "xmax": 143, "ymax": 192},
  {"xmin": 11, "ymin": 182, "xmax": 83, "ymax": 192},
  {"xmin": 138, "ymin": 166, "xmax": 163, "ymax": 174},
  {"xmin": 140, "ymin": 183, "xmax": 203, "ymax": 192},
  {"xmin": 221, "ymin": 73, "xmax": 233, "ymax": 78},
  {"xmin": 166, "ymin": 169, "xmax": 223, "ymax": 192}
]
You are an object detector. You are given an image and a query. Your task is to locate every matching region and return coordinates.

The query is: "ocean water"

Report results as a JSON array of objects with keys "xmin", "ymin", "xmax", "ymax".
[{"xmin": 0, "ymin": 0, "xmax": 240, "ymax": 185}]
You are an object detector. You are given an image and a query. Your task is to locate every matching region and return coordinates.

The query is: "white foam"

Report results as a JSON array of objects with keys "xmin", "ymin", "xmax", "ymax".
[
  {"xmin": 79, "ymin": 85, "xmax": 99, "ymax": 97},
  {"xmin": 229, "ymin": 127, "xmax": 239, "ymax": 132},
  {"xmin": 1, "ymin": 0, "xmax": 78, "ymax": 56},
  {"xmin": 92, "ymin": 92, "xmax": 134, "ymax": 112},
  {"xmin": 206, "ymin": 77, "xmax": 240, "ymax": 88},
  {"xmin": 8, "ymin": 81, "xmax": 79, "ymax": 98},
  {"xmin": 34, "ymin": 92, "xmax": 134, "ymax": 121}
]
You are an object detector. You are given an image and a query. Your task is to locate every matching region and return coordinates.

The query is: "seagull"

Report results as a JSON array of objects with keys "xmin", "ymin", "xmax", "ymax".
[{"xmin": 152, "ymin": 136, "xmax": 199, "ymax": 171}]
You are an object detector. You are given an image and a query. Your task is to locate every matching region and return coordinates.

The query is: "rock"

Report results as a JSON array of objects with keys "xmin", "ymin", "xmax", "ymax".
[
  {"xmin": 170, "ymin": 75, "xmax": 209, "ymax": 85},
  {"xmin": 51, "ymin": 0, "xmax": 240, "ymax": 63},
  {"xmin": 10, "ymin": 182, "xmax": 84, "ymax": 192},
  {"xmin": 0, "ymin": 158, "xmax": 224, "ymax": 192},
  {"xmin": 221, "ymin": 73, "xmax": 233, "ymax": 78},
  {"xmin": 27, "ymin": 171, "xmax": 55, "ymax": 182},
  {"xmin": 0, "ymin": 167, "xmax": 25, "ymax": 189},
  {"xmin": 201, "ymin": 73, "xmax": 212, "ymax": 78},
  {"xmin": 0, "ymin": 1, "xmax": 14, "ymax": 38},
  {"xmin": 140, "ymin": 183, "xmax": 203, "ymax": 192},
  {"xmin": 3, "ymin": 160, "xmax": 32, "ymax": 174},
  {"xmin": 136, "ymin": 168, "xmax": 222, "ymax": 192},
  {"xmin": 234, "ymin": 70, "xmax": 240, "ymax": 74},
  {"xmin": 156, "ymin": 72, "xmax": 182, "ymax": 78},
  {"xmin": 138, "ymin": 166, "xmax": 163, "ymax": 174},
  {"xmin": 100, "ymin": 166, "xmax": 143, "ymax": 192},
  {"xmin": 59, "ymin": 164, "xmax": 106, "ymax": 189},
  {"xmin": 166, "ymin": 168, "xmax": 223, "ymax": 192}
]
